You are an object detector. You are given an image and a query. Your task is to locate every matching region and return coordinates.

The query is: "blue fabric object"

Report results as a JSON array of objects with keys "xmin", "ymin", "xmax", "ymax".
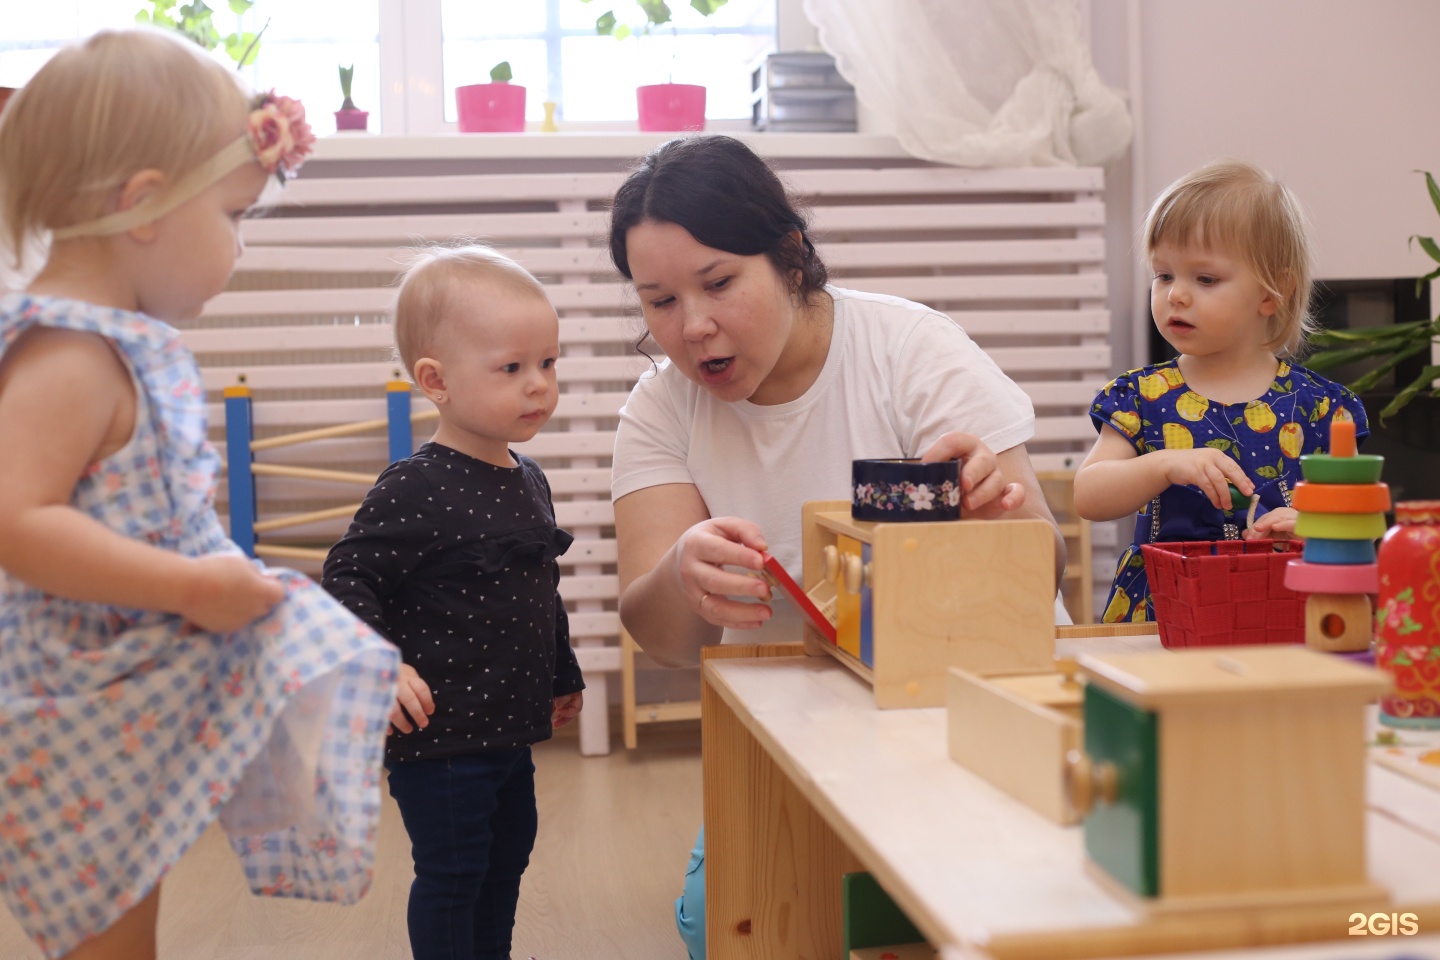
[
  {"xmin": 675, "ymin": 826, "xmax": 707, "ymax": 960},
  {"xmin": 385, "ymin": 748, "xmax": 538, "ymax": 960},
  {"xmin": 1089, "ymin": 359, "xmax": 1369, "ymax": 623}
]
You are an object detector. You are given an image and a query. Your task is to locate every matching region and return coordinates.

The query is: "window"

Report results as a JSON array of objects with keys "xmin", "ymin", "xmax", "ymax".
[
  {"xmin": 440, "ymin": 0, "xmax": 777, "ymax": 124},
  {"xmin": 1, "ymin": 0, "xmax": 783, "ymax": 134}
]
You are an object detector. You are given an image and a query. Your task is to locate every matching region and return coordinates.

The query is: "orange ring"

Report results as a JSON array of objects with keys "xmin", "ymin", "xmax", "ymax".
[{"xmin": 1292, "ymin": 482, "xmax": 1391, "ymax": 514}]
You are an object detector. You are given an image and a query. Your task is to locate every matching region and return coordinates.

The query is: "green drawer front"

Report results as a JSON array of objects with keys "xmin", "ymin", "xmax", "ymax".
[{"xmin": 1082, "ymin": 684, "xmax": 1159, "ymax": 897}]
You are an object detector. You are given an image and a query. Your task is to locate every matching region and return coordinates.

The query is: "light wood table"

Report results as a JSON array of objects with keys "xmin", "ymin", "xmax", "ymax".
[{"xmin": 701, "ymin": 639, "xmax": 1440, "ymax": 960}]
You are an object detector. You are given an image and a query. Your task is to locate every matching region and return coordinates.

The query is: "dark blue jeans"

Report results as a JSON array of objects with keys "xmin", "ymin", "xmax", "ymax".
[{"xmin": 385, "ymin": 748, "xmax": 537, "ymax": 960}]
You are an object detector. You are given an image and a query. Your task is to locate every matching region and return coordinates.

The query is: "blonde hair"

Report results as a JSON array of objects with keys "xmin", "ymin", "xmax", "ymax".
[
  {"xmin": 1143, "ymin": 160, "xmax": 1315, "ymax": 358},
  {"xmin": 0, "ymin": 28, "xmax": 251, "ymax": 266},
  {"xmin": 393, "ymin": 244, "xmax": 549, "ymax": 378}
]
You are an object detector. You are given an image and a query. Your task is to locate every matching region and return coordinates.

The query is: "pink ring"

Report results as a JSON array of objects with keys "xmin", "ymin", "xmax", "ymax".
[{"xmin": 1284, "ymin": 560, "xmax": 1379, "ymax": 594}]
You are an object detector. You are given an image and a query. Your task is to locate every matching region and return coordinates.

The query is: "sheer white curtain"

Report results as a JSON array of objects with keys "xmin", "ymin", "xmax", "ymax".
[{"xmin": 803, "ymin": 0, "xmax": 1131, "ymax": 167}]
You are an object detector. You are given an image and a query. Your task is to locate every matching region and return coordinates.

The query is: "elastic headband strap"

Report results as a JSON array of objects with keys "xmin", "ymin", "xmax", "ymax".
[{"xmin": 52, "ymin": 137, "xmax": 255, "ymax": 241}]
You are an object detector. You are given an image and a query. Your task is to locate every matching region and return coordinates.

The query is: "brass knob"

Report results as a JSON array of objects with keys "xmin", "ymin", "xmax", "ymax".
[
  {"xmin": 824, "ymin": 545, "xmax": 840, "ymax": 583},
  {"xmin": 1064, "ymin": 750, "xmax": 1118, "ymax": 818}
]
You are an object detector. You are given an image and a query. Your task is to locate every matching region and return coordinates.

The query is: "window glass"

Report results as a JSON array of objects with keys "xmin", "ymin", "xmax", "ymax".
[
  {"xmin": 443, "ymin": 0, "xmax": 775, "ymax": 123},
  {"xmin": 0, "ymin": 3, "xmax": 382, "ymax": 137}
]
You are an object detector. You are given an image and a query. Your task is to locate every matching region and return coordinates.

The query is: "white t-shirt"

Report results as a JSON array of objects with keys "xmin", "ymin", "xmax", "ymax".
[{"xmin": 612, "ymin": 285, "xmax": 1062, "ymax": 642}]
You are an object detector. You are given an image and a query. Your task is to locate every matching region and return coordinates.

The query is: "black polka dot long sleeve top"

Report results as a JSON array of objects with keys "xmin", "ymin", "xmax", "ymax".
[{"xmin": 322, "ymin": 443, "xmax": 585, "ymax": 761}]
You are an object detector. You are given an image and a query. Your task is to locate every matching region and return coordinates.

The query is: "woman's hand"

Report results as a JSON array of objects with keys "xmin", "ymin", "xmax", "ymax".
[
  {"xmin": 180, "ymin": 555, "xmax": 285, "ymax": 633},
  {"xmin": 920, "ymin": 432, "xmax": 1025, "ymax": 514},
  {"xmin": 1155, "ymin": 448, "xmax": 1253, "ymax": 511},
  {"xmin": 1245, "ymin": 506, "xmax": 1298, "ymax": 540},
  {"xmin": 672, "ymin": 516, "xmax": 773, "ymax": 631}
]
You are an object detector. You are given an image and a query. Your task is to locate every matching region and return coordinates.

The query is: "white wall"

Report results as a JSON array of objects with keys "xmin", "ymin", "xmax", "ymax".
[{"xmin": 1130, "ymin": 0, "xmax": 1440, "ymax": 284}]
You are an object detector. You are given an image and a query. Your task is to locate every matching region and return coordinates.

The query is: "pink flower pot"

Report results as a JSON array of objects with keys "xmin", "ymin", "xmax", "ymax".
[
  {"xmin": 456, "ymin": 82, "xmax": 527, "ymax": 133},
  {"xmin": 334, "ymin": 108, "xmax": 369, "ymax": 131},
  {"xmin": 636, "ymin": 83, "xmax": 706, "ymax": 132}
]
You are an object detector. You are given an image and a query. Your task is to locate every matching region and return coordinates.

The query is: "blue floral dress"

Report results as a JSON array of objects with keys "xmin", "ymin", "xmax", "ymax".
[
  {"xmin": 0, "ymin": 295, "xmax": 400, "ymax": 959},
  {"xmin": 1090, "ymin": 358, "xmax": 1368, "ymax": 624}
]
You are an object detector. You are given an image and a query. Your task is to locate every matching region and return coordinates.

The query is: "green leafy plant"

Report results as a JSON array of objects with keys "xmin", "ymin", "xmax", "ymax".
[
  {"xmin": 489, "ymin": 61, "xmax": 513, "ymax": 83},
  {"xmin": 338, "ymin": 64, "xmax": 357, "ymax": 109},
  {"xmin": 136, "ymin": 0, "xmax": 267, "ymax": 68},
  {"xmin": 1306, "ymin": 171, "xmax": 1440, "ymax": 423},
  {"xmin": 580, "ymin": 0, "xmax": 727, "ymax": 41}
]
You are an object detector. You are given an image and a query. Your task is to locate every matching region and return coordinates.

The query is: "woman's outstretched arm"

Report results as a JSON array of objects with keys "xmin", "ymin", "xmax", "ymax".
[{"xmin": 615, "ymin": 482, "xmax": 771, "ymax": 668}]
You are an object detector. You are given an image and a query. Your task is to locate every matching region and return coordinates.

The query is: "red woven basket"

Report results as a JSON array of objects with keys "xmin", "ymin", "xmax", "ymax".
[{"xmin": 1139, "ymin": 539, "xmax": 1306, "ymax": 649}]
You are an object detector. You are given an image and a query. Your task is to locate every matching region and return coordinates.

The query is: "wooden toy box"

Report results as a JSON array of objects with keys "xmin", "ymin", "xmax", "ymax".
[{"xmin": 798, "ymin": 501, "xmax": 1057, "ymax": 708}]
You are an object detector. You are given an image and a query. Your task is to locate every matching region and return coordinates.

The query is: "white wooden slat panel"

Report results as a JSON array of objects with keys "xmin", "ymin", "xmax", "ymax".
[
  {"xmin": 559, "ymin": 574, "xmax": 619, "ymax": 602},
  {"xmin": 861, "ymin": 274, "xmax": 1107, "ymax": 302},
  {"xmin": 821, "ymin": 238, "xmax": 1105, "ymax": 270},
  {"xmin": 1017, "ymin": 381, "xmax": 1102, "ymax": 408},
  {"xmin": 951, "ymin": 309, "xmax": 1110, "ymax": 336},
  {"xmin": 561, "ymin": 538, "xmax": 617, "ymax": 566},
  {"xmin": 278, "ymin": 172, "xmax": 625, "ymax": 206},
  {"xmin": 203, "ymin": 283, "xmax": 635, "ymax": 319},
  {"xmin": 186, "ymin": 324, "xmax": 394, "ymax": 352},
  {"xmin": 810, "ymin": 202, "xmax": 1105, "ymax": 233},
  {"xmin": 231, "ymin": 431, "xmax": 619, "ymax": 469},
  {"xmin": 786, "ymin": 166, "xmax": 1106, "ymax": 196},
  {"xmin": 553, "ymin": 501, "xmax": 614, "ymax": 528},
  {"xmin": 184, "ymin": 317, "xmax": 637, "ymax": 353},
  {"xmin": 245, "ymin": 467, "xmax": 614, "ymax": 503},
  {"xmin": 1033, "ymin": 415, "xmax": 1097, "ymax": 443},
  {"xmin": 241, "ymin": 210, "xmax": 608, "ymax": 246},
  {"xmin": 569, "ymin": 611, "xmax": 620, "ymax": 638},
  {"xmin": 234, "ymin": 244, "xmax": 617, "ymax": 275},
  {"xmin": 233, "ymin": 392, "xmax": 623, "ymax": 426},
  {"xmin": 1028, "ymin": 452, "xmax": 1089, "ymax": 472},
  {"xmin": 985, "ymin": 345, "xmax": 1109, "ymax": 371},
  {"xmin": 200, "ymin": 356, "xmax": 647, "ymax": 391}
]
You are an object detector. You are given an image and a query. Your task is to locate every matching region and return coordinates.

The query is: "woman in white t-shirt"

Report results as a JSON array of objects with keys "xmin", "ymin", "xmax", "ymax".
[{"xmin": 608, "ymin": 135, "xmax": 1067, "ymax": 960}]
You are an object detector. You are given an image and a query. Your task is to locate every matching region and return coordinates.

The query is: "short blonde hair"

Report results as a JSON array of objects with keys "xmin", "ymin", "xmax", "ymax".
[
  {"xmin": 1143, "ymin": 160, "xmax": 1315, "ymax": 358},
  {"xmin": 0, "ymin": 28, "xmax": 251, "ymax": 266},
  {"xmin": 393, "ymin": 244, "xmax": 549, "ymax": 378}
]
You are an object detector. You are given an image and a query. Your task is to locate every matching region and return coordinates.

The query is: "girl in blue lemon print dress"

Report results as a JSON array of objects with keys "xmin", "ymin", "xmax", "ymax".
[
  {"xmin": 0, "ymin": 30, "xmax": 399, "ymax": 960},
  {"xmin": 1075, "ymin": 160, "xmax": 1367, "ymax": 623}
]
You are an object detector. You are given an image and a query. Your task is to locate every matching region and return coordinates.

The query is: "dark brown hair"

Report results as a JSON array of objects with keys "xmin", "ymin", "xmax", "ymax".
[{"xmin": 608, "ymin": 135, "xmax": 828, "ymax": 303}]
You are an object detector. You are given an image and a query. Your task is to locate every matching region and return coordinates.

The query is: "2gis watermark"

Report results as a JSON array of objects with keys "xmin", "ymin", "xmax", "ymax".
[{"xmin": 1347, "ymin": 911, "xmax": 1420, "ymax": 936}]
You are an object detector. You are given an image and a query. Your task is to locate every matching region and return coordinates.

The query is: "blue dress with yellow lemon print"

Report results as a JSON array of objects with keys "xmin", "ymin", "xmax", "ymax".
[{"xmin": 1089, "ymin": 358, "xmax": 1368, "ymax": 623}]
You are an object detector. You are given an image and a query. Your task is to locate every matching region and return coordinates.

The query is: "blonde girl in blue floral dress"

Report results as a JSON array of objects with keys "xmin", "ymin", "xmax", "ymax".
[
  {"xmin": 1075, "ymin": 160, "xmax": 1367, "ymax": 623},
  {"xmin": 0, "ymin": 30, "xmax": 399, "ymax": 960}
]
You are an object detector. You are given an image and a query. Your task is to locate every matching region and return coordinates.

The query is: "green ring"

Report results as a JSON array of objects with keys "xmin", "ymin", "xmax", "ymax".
[
  {"xmin": 1299, "ymin": 454, "xmax": 1384, "ymax": 484},
  {"xmin": 1294, "ymin": 511, "xmax": 1388, "ymax": 540}
]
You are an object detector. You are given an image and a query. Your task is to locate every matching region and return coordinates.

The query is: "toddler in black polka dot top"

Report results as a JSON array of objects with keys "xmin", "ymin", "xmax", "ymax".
[{"xmin": 323, "ymin": 245, "xmax": 583, "ymax": 960}]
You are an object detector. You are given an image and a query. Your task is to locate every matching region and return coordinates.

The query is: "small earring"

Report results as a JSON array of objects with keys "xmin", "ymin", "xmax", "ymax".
[{"xmin": 434, "ymin": 394, "xmax": 444, "ymax": 402}]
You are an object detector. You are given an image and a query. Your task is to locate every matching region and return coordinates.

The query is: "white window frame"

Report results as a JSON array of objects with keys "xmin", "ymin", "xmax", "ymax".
[{"xmin": 380, "ymin": 0, "xmax": 811, "ymax": 135}]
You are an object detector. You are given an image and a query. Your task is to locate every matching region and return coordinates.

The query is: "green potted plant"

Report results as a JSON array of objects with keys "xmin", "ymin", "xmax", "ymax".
[
  {"xmin": 456, "ymin": 61, "xmax": 526, "ymax": 133},
  {"xmin": 1306, "ymin": 171, "xmax": 1440, "ymax": 499},
  {"xmin": 1307, "ymin": 171, "xmax": 1440, "ymax": 422},
  {"xmin": 334, "ymin": 64, "xmax": 368, "ymax": 131},
  {"xmin": 136, "ymin": 0, "xmax": 267, "ymax": 68},
  {"xmin": 581, "ymin": 0, "xmax": 727, "ymax": 131}
]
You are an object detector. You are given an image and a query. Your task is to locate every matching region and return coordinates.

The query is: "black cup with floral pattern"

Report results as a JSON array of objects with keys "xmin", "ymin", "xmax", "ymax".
[{"xmin": 851, "ymin": 458, "xmax": 962, "ymax": 522}]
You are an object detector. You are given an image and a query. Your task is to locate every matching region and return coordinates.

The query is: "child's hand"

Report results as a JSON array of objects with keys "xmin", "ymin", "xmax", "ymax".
[
  {"xmin": 551, "ymin": 691, "xmax": 583, "ymax": 729},
  {"xmin": 1245, "ymin": 507, "xmax": 1298, "ymax": 540},
  {"xmin": 1156, "ymin": 449, "xmax": 1254, "ymax": 511},
  {"xmin": 390, "ymin": 663, "xmax": 435, "ymax": 734},
  {"xmin": 920, "ymin": 432, "xmax": 1025, "ymax": 513},
  {"xmin": 181, "ymin": 555, "xmax": 284, "ymax": 633}
]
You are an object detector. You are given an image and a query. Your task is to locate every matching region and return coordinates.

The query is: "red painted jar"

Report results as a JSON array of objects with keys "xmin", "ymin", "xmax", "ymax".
[{"xmin": 1376, "ymin": 501, "xmax": 1440, "ymax": 728}]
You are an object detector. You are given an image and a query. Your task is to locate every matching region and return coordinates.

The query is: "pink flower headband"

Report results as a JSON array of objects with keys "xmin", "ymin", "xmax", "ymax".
[{"xmin": 53, "ymin": 91, "xmax": 316, "ymax": 240}]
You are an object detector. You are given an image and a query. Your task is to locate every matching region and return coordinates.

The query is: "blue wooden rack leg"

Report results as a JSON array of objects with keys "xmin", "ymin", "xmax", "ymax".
[
  {"xmin": 387, "ymin": 380, "xmax": 413, "ymax": 464},
  {"xmin": 224, "ymin": 384, "xmax": 257, "ymax": 557}
]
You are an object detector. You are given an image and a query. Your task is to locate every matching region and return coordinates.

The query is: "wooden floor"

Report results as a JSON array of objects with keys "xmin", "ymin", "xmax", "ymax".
[{"xmin": 0, "ymin": 723, "xmax": 702, "ymax": 960}]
